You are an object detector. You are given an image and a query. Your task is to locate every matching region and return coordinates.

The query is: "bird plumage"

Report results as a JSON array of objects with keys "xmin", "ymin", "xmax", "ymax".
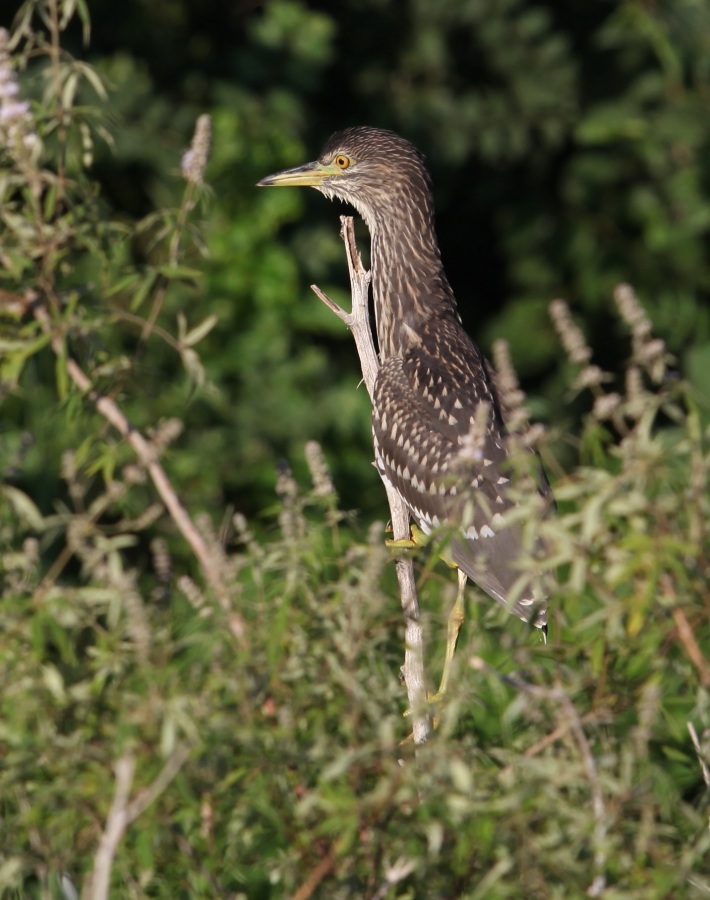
[{"xmin": 258, "ymin": 126, "xmax": 549, "ymax": 631}]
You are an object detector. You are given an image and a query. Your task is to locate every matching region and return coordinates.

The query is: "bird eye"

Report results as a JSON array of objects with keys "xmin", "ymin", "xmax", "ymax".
[{"xmin": 334, "ymin": 154, "xmax": 350, "ymax": 170}]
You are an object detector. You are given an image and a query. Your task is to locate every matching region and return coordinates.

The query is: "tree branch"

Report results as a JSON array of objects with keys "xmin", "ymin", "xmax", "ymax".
[
  {"xmin": 311, "ymin": 216, "xmax": 430, "ymax": 745},
  {"xmin": 24, "ymin": 293, "xmax": 232, "ymax": 610},
  {"xmin": 82, "ymin": 745, "xmax": 190, "ymax": 900}
]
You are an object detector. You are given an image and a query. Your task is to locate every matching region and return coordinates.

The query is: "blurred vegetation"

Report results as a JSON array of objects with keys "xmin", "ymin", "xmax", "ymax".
[
  {"xmin": 5, "ymin": 0, "xmax": 710, "ymax": 514},
  {"xmin": 1, "ymin": 0, "xmax": 710, "ymax": 897}
]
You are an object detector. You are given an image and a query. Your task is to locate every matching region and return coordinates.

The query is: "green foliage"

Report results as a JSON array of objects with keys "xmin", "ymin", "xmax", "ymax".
[
  {"xmin": 1, "ymin": 2, "xmax": 710, "ymax": 898},
  {"xmin": 2, "ymin": 360, "xmax": 710, "ymax": 896}
]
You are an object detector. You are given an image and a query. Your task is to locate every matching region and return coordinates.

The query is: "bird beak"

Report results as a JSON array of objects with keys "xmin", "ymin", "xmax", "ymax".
[{"xmin": 257, "ymin": 160, "xmax": 338, "ymax": 188}]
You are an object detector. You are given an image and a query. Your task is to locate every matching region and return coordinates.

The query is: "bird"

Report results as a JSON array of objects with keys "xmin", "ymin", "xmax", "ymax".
[{"xmin": 258, "ymin": 126, "xmax": 550, "ymax": 698}]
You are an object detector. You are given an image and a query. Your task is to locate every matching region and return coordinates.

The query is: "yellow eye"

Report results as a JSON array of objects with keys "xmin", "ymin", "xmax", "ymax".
[{"xmin": 334, "ymin": 154, "xmax": 350, "ymax": 170}]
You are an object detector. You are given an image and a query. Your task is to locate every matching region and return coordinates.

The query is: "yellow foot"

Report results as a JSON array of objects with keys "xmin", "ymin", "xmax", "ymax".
[
  {"xmin": 402, "ymin": 689, "xmax": 447, "ymax": 715},
  {"xmin": 402, "ymin": 691, "xmax": 447, "ymax": 735},
  {"xmin": 385, "ymin": 524, "xmax": 459, "ymax": 569},
  {"xmin": 385, "ymin": 523, "xmax": 430, "ymax": 551},
  {"xmin": 424, "ymin": 690, "xmax": 447, "ymax": 730}
]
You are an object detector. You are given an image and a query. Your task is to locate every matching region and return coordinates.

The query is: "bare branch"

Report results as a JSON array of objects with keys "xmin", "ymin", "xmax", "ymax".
[
  {"xmin": 672, "ymin": 606, "xmax": 710, "ymax": 688},
  {"xmin": 687, "ymin": 721, "xmax": 710, "ymax": 789},
  {"xmin": 312, "ymin": 217, "xmax": 430, "ymax": 744},
  {"xmin": 27, "ymin": 294, "xmax": 232, "ymax": 610},
  {"xmin": 290, "ymin": 846, "xmax": 336, "ymax": 900},
  {"xmin": 310, "ymin": 284, "xmax": 351, "ymax": 323},
  {"xmin": 82, "ymin": 745, "xmax": 190, "ymax": 900},
  {"xmin": 82, "ymin": 754, "xmax": 136, "ymax": 900},
  {"xmin": 470, "ymin": 657, "xmax": 607, "ymax": 895}
]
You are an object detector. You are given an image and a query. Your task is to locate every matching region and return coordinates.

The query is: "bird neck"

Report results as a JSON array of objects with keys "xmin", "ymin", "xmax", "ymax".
[{"xmin": 370, "ymin": 207, "xmax": 458, "ymax": 360}]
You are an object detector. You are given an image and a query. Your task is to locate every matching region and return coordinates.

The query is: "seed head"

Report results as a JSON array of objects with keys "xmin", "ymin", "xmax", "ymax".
[
  {"xmin": 181, "ymin": 114, "xmax": 212, "ymax": 184},
  {"xmin": 0, "ymin": 29, "xmax": 37, "ymax": 154},
  {"xmin": 549, "ymin": 299, "xmax": 592, "ymax": 366}
]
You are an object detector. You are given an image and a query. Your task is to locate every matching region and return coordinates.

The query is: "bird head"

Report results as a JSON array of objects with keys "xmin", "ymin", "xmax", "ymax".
[{"xmin": 257, "ymin": 126, "xmax": 432, "ymax": 231}]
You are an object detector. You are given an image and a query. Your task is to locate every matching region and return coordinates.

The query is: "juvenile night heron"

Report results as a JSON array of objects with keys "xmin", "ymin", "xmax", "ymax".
[{"xmin": 259, "ymin": 126, "xmax": 549, "ymax": 697}]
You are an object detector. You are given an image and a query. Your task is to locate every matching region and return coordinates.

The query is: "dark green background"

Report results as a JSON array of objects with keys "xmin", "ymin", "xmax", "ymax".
[{"xmin": 9, "ymin": 0, "xmax": 710, "ymax": 519}]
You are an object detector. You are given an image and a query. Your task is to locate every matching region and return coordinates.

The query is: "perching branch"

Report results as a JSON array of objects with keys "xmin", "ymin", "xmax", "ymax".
[{"xmin": 311, "ymin": 216, "xmax": 431, "ymax": 745}]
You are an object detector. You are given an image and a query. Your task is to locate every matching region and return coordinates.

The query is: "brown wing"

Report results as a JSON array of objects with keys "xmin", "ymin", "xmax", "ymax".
[{"xmin": 372, "ymin": 315, "xmax": 547, "ymax": 627}]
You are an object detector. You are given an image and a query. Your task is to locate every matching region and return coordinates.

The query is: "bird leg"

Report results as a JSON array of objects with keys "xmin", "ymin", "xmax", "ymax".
[
  {"xmin": 387, "ymin": 524, "xmax": 468, "ymax": 714},
  {"xmin": 388, "ymin": 524, "xmax": 465, "ymax": 702},
  {"xmin": 432, "ymin": 567, "xmax": 468, "ymax": 702}
]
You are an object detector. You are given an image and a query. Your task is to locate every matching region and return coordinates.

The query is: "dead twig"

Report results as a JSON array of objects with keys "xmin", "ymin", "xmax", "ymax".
[
  {"xmin": 289, "ymin": 847, "xmax": 336, "ymax": 900},
  {"xmin": 687, "ymin": 721, "xmax": 710, "ymax": 789},
  {"xmin": 82, "ymin": 745, "xmax": 190, "ymax": 900},
  {"xmin": 25, "ymin": 292, "xmax": 231, "ymax": 610},
  {"xmin": 471, "ymin": 656, "xmax": 607, "ymax": 896},
  {"xmin": 499, "ymin": 707, "xmax": 609, "ymax": 777},
  {"xmin": 672, "ymin": 606, "xmax": 710, "ymax": 688}
]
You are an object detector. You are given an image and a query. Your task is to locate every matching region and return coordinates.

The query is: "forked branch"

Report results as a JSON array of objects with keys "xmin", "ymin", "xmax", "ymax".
[{"xmin": 14, "ymin": 291, "xmax": 232, "ymax": 610}]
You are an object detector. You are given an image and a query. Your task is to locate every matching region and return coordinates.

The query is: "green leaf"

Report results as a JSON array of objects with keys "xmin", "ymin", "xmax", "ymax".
[
  {"xmin": 130, "ymin": 269, "xmax": 159, "ymax": 311},
  {"xmin": 155, "ymin": 264, "xmax": 203, "ymax": 282},
  {"xmin": 55, "ymin": 340, "xmax": 69, "ymax": 399},
  {"xmin": 182, "ymin": 314, "xmax": 219, "ymax": 347},
  {"xmin": 1, "ymin": 486, "xmax": 44, "ymax": 529}
]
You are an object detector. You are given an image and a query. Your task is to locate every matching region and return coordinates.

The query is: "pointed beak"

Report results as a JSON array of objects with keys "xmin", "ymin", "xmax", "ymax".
[{"xmin": 257, "ymin": 160, "xmax": 337, "ymax": 188}]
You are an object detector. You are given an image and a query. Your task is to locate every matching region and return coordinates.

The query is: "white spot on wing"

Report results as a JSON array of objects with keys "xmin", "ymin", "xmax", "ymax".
[{"xmin": 412, "ymin": 507, "xmax": 439, "ymax": 534}]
